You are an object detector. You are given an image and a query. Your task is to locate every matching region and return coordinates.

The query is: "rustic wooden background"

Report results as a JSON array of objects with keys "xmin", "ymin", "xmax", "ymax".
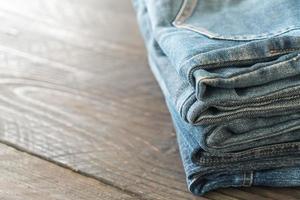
[{"xmin": 0, "ymin": 0, "xmax": 300, "ymax": 199}]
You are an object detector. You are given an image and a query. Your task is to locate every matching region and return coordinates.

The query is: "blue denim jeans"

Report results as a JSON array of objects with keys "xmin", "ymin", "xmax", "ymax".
[{"xmin": 133, "ymin": 0, "xmax": 300, "ymax": 195}]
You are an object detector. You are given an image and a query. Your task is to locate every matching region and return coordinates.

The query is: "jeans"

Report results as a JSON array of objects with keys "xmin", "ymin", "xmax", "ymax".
[{"xmin": 133, "ymin": 0, "xmax": 300, "ymax": 195}]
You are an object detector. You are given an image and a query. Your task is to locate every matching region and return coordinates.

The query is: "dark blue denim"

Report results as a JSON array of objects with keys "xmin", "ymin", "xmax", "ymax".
[{"xmin": 133, "ymin": 0, "xmax": 300, "ymax": 195}]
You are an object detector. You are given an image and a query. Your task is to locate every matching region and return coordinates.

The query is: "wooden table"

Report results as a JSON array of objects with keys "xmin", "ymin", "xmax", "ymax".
[{"xmin": 0, "ymin": 0, "xmax": 300, "ymax": 199}]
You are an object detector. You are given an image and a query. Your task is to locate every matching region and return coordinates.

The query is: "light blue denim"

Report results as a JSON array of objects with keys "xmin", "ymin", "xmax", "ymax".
[
  {"xmin": 133, "ymin": 0, "xmax": 300, "ymax": 195},
  {"xmin": 135, "ymin": 0, "xmax": 300, "ymax": 125}
]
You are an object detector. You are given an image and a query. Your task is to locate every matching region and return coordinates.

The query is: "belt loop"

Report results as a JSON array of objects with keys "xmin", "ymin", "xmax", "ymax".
[{"xmin": 242, "ymin": 171, "xmax": 253, "ymax": 187}]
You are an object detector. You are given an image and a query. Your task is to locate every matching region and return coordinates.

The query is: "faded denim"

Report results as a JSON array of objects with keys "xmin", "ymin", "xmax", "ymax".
[
  {"xmin": 133, "ymin": 0, "xmax": 300, "ymax": 195},
  {"xmin": 134, "ymin": 0, "xmax": 300, "ymax": 125}
]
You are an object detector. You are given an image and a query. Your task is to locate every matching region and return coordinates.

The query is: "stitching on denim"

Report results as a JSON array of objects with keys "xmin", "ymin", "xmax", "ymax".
[
  {"xmin": 182, "ymin": 48, "xmax": 300, "ymax": 86},
  {"xmin": 206, "ymin": 111, "xmax": 300, "ymax": 133},
  {"xmin": 207, "ymin": 120, "xmax": 300, "ymax": 150},
  {"xmin": 202, "ymin": 142, "xmax": 300, "ymax": 158},
  {"xmin": 177, "ymin": 23, "xmax": 300, "ymax": 41},
  {"xmin": 196, "ymin": 92, "xmax": 300, "ymax": 124},
  {"xmin": 195, "ymin": 55, "xmax": 300, "ymax": 116},
  {"xmin": 172, "ymin": 0, "xmax": 197, "ymax": 26},
  {"xmin": 201, "ymin": 149, "xmax": 296, "ymax": 163},
  {"xmin": 178, "ymin": 90, "xmax": 194, "ymax": 119},
  {"xmin": 172, "ymin": 2, "xmax": 300, "ymax": 83},
  {"xmin": 184, "ymin": 48, "xmax": 300, "ymax": 73},
  {"xmin": 186, "ymin": 83, "xmax": 300, "ymax": 124},
  {"xmin": 198, "ymin": 54, "xmax": 300, "ymax": 83},
  {"xmin": 270, "ymin": 48, "xmax": 300, "ymax": 54},
  {"xmin": 201, "ymin": 148, "xmax": 298, "ymax": 163},
  {"xmin": 191, "ymin": 158, "xmax": 300, "ymax": 178},
  {"xmin": 196, "ymin": 160, "xmax": 299, "ymax": 171},
  {"xmin": 199, "ymin": 143, "xmax": 300, "ymax": 164},
  {"xmin": 212, "ymin": 83, "xmax": 300, "ymax": 105},
  {"xmin": 173, "ymin": 0, "xmax": 300, "ymax": 41},
  {"xmin": 236, "ymin": 139, "xmax": 298, "ymax": 154}
]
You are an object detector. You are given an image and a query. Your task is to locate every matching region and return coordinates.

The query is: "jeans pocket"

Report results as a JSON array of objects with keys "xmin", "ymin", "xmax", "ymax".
[{"xmin": 173, "ymin": 0, "xmax": 300, "ymax": 41}]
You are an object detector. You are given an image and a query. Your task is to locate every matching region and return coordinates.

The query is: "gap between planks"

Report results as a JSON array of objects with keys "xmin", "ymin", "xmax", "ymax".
[{"xmin": 0, "ymin": 138, "xmax": 149, "ymax": 200}]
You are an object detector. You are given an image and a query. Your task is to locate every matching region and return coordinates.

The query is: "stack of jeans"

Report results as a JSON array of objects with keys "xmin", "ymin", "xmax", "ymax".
[{"xmin": 133, "ymin": 0, "xmax": 300, "ymax": 195}]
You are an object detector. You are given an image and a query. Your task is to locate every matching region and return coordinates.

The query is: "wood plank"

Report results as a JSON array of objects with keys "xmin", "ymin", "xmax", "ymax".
[
  {"xmin": 240, "ymin": 187, "xmax": 300, "ymax": 200},
  {"xmin": 217, "ymin": 188, "xmax": 272, "ymax": 200},
  {"xmin": 0, "ymin": 0, "xmax": 143, "ymax": 46},
  {"xmin": 0, "ymin": 0, "xmax": 202, "ymax": 199},
  {"xmin": 0, "ymin": 143, "xmax": 136, "ymax": 200},
  {"xmin": 0, "ymin": 0, "xmax": 298, "ymax": 199}
]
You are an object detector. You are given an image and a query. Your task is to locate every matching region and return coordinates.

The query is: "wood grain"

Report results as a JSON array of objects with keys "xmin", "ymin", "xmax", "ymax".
[
  {"xmin": 0, "ymin": 0, "xmax": 299, "ymax": 199},
  {"xmin": 0, "ymin": 143, "xmax": 136, "ymax": 200}
]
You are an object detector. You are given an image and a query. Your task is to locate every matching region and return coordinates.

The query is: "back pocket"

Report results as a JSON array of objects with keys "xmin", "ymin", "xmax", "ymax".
[{"xmin": 173, "ymin": 0, "xmax": 300, "ymax": 41}]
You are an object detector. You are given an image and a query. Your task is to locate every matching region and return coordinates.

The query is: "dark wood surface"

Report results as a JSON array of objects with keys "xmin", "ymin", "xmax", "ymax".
[
  {"xmin": 0, "ymin": 143, "xmax": 136, "ymax": 200},
  {"xmin": 0, "ymin": 0, "xmax": 300, "ymax": 199}
]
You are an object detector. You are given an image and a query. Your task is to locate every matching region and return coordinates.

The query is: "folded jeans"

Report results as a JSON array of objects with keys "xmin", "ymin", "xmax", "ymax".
[
  {"xmin": 134, "ymin": 0, "xmax": 300, "ymax": 125},
  {"xmin": 133, "ymin": 0, "xmax": 300, "ymax": 195}
]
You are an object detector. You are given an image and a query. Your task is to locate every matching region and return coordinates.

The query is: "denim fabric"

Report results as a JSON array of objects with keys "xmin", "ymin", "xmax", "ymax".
[
  {"xmin": 149, "ymin": 44, "xmax": 300, "ymax": 194},
  {"xmin": 133, "ymin": 0, "xmax": 300, "ymax": 195},
  {"xmin": 170, "ymin": 98, "xmax": 300, "ymax": 195},
  {"xmin": 135, "ymin": 0, "xmax": 300, "ymax": 125}
]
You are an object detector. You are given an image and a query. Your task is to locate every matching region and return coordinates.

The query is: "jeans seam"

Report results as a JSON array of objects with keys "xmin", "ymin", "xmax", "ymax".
[
  {"xmin": 206, "ymin": 142, "xmax": 300, "ymax": 156},
  {"xmin": 172, "ymin": 0, "xmax": 197, "ymax": 26},
  {"xmin": 213, "ymin": 85, "xmax": 300, "ymax": 105},
  {"xmin": 199, "ymin": 143, "xmax": 300, "ymax": 164},
  {"xmin": 207, "ymin": 122, "xmax": 300, "ymax": 150},
  {"xmin": 173, "ymin": 0, "xmax": 300, "ymax": 41},
  {"xmin": 196, "ymin": 93, "xmax": 300, "ymax": 124},
  {"xmin": 176, "ymin": 23, "xmax": 300, "ymax": 41},
  {"xmin": 197, "ymin": 53, "xmax": 300, "ymax": 83},
  {"xmin": 184, "ymin": 48, "xmax": 300, "ymax": 86}
]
